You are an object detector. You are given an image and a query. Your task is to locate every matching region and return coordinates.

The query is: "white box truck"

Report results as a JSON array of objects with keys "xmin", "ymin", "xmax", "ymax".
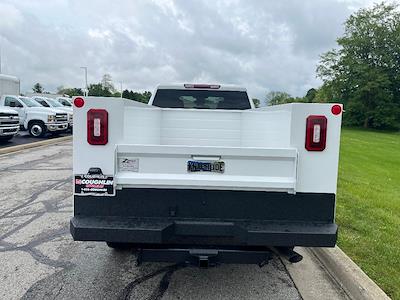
[{"xmin": 70, "ymin": 84, "xmax": 343, "ymax": 266}]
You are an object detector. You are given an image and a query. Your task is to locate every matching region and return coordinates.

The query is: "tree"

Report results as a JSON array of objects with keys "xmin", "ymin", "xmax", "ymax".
[
  {"xmin": 57, "ymin": 87, "xmax": 84, "ymax": 97},
  {"xmin": 266, "ymin": 91, "xmax": 292, "ymax": 106},
  {"xmin": 122, "ymin": 89, "xmax": 130, "ymax": 99},
  {"xmin": 101, "ymin": 74, "xmax": 115, "ymax": 92},
  {"xmin": 121, "ymin": 89, "xmax": 152, "ymax": 103},
  {"xmin": 305, "ymin": 88, "xmax": 317, "ymax": 103},
  {"xmin": 88, "ymin": 83, "xmax": 112, "ymax": 97},
  {"xmin": 317, "ymin": 3, "xmax": 400, "ymax": 129},
  {"xmin": 32, "ymin": 83, "xmax": 44, "ymax": 93},
  {"xmin": 252, "ymin": 98, "xmax": 260, "ymax": 108}
]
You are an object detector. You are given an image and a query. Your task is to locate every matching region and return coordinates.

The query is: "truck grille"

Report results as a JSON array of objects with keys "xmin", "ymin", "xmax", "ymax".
[
  {"xmin": 0, "ymin": 114, "xmax": 19, "ymax": 128},
  {"xmin": 55, "ymin": 113, "xmax": 68, "ymax": 122}
]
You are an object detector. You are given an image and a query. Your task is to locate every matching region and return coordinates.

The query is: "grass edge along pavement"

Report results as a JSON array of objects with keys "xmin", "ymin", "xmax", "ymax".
[{"xmin": 336, "ymin": 128, "xmax": 400, "ymax": 300}]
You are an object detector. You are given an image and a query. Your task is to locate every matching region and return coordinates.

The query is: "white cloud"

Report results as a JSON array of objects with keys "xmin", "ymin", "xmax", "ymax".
[{"xmin": 0, "ymin": 0, "xmax": 376, "ymax": 99}]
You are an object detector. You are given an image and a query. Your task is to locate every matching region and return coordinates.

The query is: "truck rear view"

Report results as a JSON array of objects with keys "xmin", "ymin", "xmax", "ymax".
[{"xmin": 71, "ymin": 84, "xmax": 342, "ymax": 266}]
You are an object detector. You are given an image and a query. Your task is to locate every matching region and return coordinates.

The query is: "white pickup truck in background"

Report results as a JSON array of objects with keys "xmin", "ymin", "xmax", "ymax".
[
  {"xmin": 0, "ymin": 95, "xmax": 69, "ymax": 137},
  {"xmin": 0, "ymin": 106, "xmax": 19, "ymax": 141},
  {"xmin": 71, "ymin": 84, "xmax": 343, "ymax": 266},
  {"xmin": 32, "ymin": 96, "xmax": 73, "ymax": 130}
]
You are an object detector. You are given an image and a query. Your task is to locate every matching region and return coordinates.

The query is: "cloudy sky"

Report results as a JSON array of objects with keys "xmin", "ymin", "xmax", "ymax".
[{"xmin": 0, "ymin": 0, "xmax": 377, "ymax": 100}]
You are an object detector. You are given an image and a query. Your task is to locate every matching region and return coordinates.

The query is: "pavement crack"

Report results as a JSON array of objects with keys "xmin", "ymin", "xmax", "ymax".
[
  {"xmin": 118, "ymin": 263, "xmax": 185, "ymax": 300},
  {"xmin": 146, "ymin": 264, "xmax": 183, "ymax": 300},
  {"xmin": 0, "ymin": 176, "xmax": 72, "ymax": 219},
  {"xmin": 0, "ymin": 212, "xmax": 45, "ymax": 241}
]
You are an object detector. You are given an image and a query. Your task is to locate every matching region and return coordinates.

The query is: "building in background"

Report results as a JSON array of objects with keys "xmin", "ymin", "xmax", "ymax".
[{"xmin": 0, "ymin": 74, "xmax": 20, "ymax": 96}]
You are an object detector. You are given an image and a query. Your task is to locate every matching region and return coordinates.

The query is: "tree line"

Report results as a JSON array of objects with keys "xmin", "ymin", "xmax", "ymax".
[
  {"xmin": 267, "ymin": 3, "xmax": 400, "ymax": 130},
  {"xmin": 32, "ymin": 74, "xmax": 151, "ymax": 104}
]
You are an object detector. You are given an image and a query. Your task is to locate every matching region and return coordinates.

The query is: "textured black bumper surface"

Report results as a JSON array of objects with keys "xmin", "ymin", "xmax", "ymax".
[{"xmin": 71, "ymin": 188, "xmax": 337, "ymax": 247}]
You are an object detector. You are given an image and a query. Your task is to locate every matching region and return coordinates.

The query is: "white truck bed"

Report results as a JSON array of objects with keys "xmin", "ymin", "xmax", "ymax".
[{"xmin": 73, "ymin": 98, "xmax": 342, "ymax": 195}]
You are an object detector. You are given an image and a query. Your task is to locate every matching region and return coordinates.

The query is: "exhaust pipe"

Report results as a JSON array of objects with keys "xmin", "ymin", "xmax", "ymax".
[{"xmin": 275, "ymin": 247, "xmax": 303, "ymax": 263}]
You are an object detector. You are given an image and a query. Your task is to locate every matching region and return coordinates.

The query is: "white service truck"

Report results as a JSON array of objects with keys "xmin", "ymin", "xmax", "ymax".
[
  {"xmin": 32, "ymin": 96, "xmax": 73, "ymax": 130},
  {"xmin": 71, "ymin": 84, "xmax": 343, "ymax": 266},
  {"xmin": 0, "ymin": 74, "xmax": 20, "ymax": 141},
  {"xmin": 0, "ymin": 106, "xmax": 19, "ymax": 141},
  {"xmin": 0, "ymin": 95, "xmax": 68, "ymax": 137}
]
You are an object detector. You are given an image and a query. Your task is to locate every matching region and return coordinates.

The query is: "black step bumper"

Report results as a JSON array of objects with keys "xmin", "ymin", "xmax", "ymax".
[
  {"xmin": 71, "ymin": 188, "xmax": 337, "ymax": 247},
  {"xmin": 71, "ymin": 217, "xmax": 337, "ymax": 247}
]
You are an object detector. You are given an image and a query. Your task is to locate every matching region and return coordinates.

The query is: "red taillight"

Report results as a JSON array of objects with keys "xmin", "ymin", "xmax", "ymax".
[
  {"xmin": 87, "ymin": 109, "xmax": 108, "ymax": 145},
  {"xmin": 74, "ymin": 97, "xmax": 85, "ymax": 108},
  {"xmin": 305, "ymin": 115, "xmax": 327, "ymax": 151}
]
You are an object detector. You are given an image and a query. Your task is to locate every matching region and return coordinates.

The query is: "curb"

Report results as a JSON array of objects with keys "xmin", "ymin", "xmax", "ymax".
[
  {"xmin": 310, "ymin": 246, "xmax": 391, "ymax": 300},
  {"xmin": 0, "ymin": 136, "xmax": 72, "ymax": 155}
]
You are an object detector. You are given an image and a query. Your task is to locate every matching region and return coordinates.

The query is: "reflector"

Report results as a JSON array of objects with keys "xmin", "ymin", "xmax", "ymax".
[{"xmin": 74, "ymin": 97, "xmax": 85, "ymax": 108}]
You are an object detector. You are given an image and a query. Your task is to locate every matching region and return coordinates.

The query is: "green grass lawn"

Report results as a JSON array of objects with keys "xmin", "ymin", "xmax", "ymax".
[{"xmin": 337, "ymin": 128, "xmax": 400, "ymax": 299}]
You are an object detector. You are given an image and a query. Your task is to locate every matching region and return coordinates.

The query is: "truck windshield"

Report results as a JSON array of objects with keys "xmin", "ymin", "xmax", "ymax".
[
  {"xmin": 19, "ymin": 97, "xmax": 42, "ymax": 107},
  {"xmin": 46, "ymin": 98, "xmax": 63, "ymax": 107},
  {"xmin": 152, "ymin": 89, "xmax": 251, "ymax": 109}
]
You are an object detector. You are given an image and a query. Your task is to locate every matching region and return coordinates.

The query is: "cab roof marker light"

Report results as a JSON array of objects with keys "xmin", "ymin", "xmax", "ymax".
[{"xmin": 184, "ymin": 84, "xmax": 221, "ymax": 89}]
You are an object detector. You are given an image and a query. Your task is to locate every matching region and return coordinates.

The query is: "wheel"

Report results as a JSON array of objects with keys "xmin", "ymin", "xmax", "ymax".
[
  {"xmin": 106, "ymin": 242, "xmax": 134, "ymax": 250},
  {"xmin": 0, "ymin": 135, "xmax": 14, "ymax": 142},
  {"xmin": 28, "ymin": 121, "xmax": 46, "ymax": 137}
]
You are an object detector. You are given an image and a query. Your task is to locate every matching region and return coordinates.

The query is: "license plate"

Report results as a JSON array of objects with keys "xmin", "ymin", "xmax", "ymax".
[{"xmin": 187, "ymin": 161, "xmax": 225, "ymax": 173}]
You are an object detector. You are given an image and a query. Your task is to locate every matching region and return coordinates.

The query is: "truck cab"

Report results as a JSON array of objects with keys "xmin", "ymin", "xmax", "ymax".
[
  {"xmin": 32, "ymin": 96, "xmax": 73, "ymax": 130},
  {"xmin": 71, "ymin": 84, "xmax": 343, "ymax": 266},
  {"xmin": 0, "ymin": 106, "xmax": 19, "ymax": 141},
  {"xmin": 0, "ymin": 95, "xmax": 68, "ymax": 137}
]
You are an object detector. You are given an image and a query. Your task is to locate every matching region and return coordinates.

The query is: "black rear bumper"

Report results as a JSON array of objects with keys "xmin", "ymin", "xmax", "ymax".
[{"xmin": 71, "ymin": 188, "xmax": 337, "ymax": 247}]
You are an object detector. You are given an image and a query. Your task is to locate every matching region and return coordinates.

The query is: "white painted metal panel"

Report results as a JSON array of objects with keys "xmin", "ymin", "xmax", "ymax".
[
  {"xmin": 116, "ymin": 145, "xmax": 297, "ymax": 193},
  {"xmin": 74, "ymin": 97, "xmax": 342, "ymax": 195}
]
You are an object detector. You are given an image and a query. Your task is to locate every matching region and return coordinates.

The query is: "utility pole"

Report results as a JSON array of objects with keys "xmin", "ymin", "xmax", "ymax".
[
  {"xmin": 120, "ymin": 82, "xmax": 123, "ymax": 98},
  {"xmin": 0, "ymin": 43, "xmax": 2, "ymax": 74},
  {"xmin": 80, "ymin": 67, "xmax": 88, "ymax": 96}
]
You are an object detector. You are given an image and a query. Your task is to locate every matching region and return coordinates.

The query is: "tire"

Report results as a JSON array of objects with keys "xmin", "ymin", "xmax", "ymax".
[
  {"xmin": 0, "ymin": 135, "xmax": 14, "ymax": 142},
  {"xmin": 106, "ymin": 242, "xmax": 134, "ymax": 250},
  {"xmin": 28, "ymin": 121, "xmax": 46, "ymax": 137}
]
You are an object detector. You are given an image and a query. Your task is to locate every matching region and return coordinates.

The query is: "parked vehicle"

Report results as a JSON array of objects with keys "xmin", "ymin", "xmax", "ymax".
[
  {"xmin": 70, "ymin": 84, "xmax": 343, "ymax": 266},
  {"xmin": 0, "ymin": 106, "xmax": 19, "ymax": 141},
  {"xmin": 32, "ymin": 96, "xmax": 73, "ymax": 130},
  {"xmin": 0, "ymin": 95, "xmax": 68, "ymax": 137},
  {"xmin": 56, "ymin": 97, "xmax": 72, "ymax": 107}
]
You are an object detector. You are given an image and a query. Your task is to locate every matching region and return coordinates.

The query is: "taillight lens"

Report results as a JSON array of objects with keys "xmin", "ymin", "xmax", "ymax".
[
  {"xmin": 87, "ymin": 109, "xmax": 108, "ymax": 145},
  {"xmin": 305, "ymin": 115, "xmax": 327, "ymax": 151}
]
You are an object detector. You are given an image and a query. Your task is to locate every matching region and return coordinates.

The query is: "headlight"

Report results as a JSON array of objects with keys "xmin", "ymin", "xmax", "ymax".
[{"xmin": 48, "ymin": 115, "xmax": 55, "ymax": 122}]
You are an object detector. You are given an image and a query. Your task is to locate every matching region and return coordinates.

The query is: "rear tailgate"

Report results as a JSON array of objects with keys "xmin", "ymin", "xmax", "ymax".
[{"xmin": 116, "ymin": 145, "xmax": 297, "ymax": 193}]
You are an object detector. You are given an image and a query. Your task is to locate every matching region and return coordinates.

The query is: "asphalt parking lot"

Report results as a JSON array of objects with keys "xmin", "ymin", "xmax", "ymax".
[
  {"xmin": 0, "ymin": 141, "xmax": 349, "ymax": 300},
  {"xmin": 0, "ymin": 131, "xmax": 71, "ymax": 149}
]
